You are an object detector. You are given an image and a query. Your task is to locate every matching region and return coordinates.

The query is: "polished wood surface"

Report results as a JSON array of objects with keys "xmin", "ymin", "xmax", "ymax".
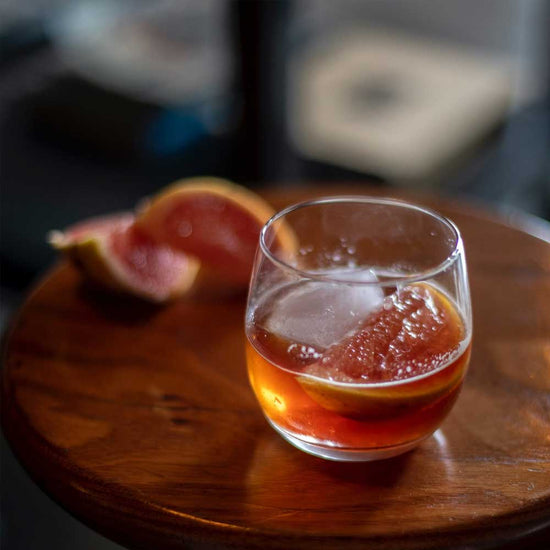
[{"xmin": 2, "ymin": 186, "xmax": 550, "ymax": 550}]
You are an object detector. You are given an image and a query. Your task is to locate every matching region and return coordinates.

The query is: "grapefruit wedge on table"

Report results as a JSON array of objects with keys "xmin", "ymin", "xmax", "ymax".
[
  {"xmin": 49, "ymin": 213, "xmax": 200, "ymax": 302},
  {"xmin": 49, "ymin": 177, "xmax": 294, "ymax": 300},
  {"xmin": 136, "ymin": 177, "xmax": 296, "ymax": 286}
]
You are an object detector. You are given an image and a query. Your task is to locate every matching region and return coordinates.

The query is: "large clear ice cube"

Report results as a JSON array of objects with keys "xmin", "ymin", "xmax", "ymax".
[{"xmin": 265, "ymin": 269, "xmax": 384, "ymax": 349}]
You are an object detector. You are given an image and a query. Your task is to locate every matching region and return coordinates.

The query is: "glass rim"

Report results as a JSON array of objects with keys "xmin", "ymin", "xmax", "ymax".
[{"xmin": 259, "ymin": 195, "xmax": 463, "ymax": 287}]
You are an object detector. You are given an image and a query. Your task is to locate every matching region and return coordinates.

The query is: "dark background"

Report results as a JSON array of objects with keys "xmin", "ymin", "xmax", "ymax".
[{"xmin": 1, "ymin": 1, "xmax": 549, "ymax": 549}]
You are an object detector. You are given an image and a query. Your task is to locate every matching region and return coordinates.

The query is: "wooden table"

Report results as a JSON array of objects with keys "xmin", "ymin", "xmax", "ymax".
[{"xmin": 2, "ymin": 186, "xmax": 550, "ymax": 550}]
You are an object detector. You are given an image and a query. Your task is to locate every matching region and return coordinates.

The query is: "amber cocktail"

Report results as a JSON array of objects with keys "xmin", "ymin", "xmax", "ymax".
[{"xmin": 245, "ymin": 197, "xmax": 472, "ymax": 461}]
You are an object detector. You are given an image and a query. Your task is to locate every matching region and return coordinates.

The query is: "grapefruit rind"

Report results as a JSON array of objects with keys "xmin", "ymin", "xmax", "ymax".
[{"xmin": 298, "ymin": 356, "xmax": 468, "ymax": 420}]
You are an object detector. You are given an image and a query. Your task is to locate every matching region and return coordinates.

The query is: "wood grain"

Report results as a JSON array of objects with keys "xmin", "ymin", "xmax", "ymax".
[{"xmin": 2, "ymin": 186, "xmax": 550, "ymax": 550}]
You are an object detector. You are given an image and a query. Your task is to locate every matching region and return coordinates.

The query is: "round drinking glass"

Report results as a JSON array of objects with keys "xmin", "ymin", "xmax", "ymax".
[{"xmin": 245, "ymin": 196, "xmax": 472, "ymax": 461}]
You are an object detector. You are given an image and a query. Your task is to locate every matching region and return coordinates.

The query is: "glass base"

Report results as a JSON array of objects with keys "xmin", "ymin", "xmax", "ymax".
[{"xmin": 267, "ymin": 417, "xmax": 429, "ymax": 462}]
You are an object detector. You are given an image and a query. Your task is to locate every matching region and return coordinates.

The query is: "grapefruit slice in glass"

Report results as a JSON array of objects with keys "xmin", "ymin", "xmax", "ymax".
[{"xmin": 299, "ymin": 283, "xmax": 469, "ymax": 419}]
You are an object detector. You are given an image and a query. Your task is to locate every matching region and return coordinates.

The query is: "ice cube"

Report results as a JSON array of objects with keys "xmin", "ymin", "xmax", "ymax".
[{"xmin": 265, "ymin": 268, "xmax": 384, "ymax": 349}]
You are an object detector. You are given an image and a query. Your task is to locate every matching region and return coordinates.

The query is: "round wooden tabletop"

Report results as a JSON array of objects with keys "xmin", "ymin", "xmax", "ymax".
[{"xmin": 2, "ymin": 186, "xmax": 550, "ymax": 550}]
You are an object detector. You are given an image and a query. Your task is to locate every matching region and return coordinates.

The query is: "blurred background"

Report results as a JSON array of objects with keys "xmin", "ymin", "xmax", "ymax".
[{"xmin": 1, "ymin": 1, "xmax": 549, "ymax": 549}]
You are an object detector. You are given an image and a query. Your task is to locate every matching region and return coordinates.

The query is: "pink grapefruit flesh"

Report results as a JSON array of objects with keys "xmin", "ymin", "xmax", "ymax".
[
  {"xmin": 49, "ymin": 213, "xmax": 200, "ymax": 302},
  {"xmin": 136, "ymin": 177, "xmax": 296, "ymax": 285}
]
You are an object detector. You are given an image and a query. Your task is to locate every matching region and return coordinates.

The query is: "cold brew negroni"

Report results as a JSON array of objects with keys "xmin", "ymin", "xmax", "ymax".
[{"xmin": 245, "ymin": 197, "xmax": 472, "ymax": 461}]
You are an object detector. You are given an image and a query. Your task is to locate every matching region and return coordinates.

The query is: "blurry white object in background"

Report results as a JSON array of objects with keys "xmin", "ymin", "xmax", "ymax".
[
  {"xmin": 289, "ymin": 29, "xmax": 512, "ymax": 185},
  {"xmin": 48, "ymin": 0, "xmax": 232, "ymax": 109}
]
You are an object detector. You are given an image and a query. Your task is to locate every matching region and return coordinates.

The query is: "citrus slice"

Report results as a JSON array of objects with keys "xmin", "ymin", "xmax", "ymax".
[
  {"xmin": 299, "ymin": 283, "xmax": 468, "ymax": 419},
  {"xmin": 49, "ymin": 213, "xmax": 200, "ymax": 302},
  {"xmin": 136, "ymin": 177, "xmax": 296, "ymax": 285}
]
